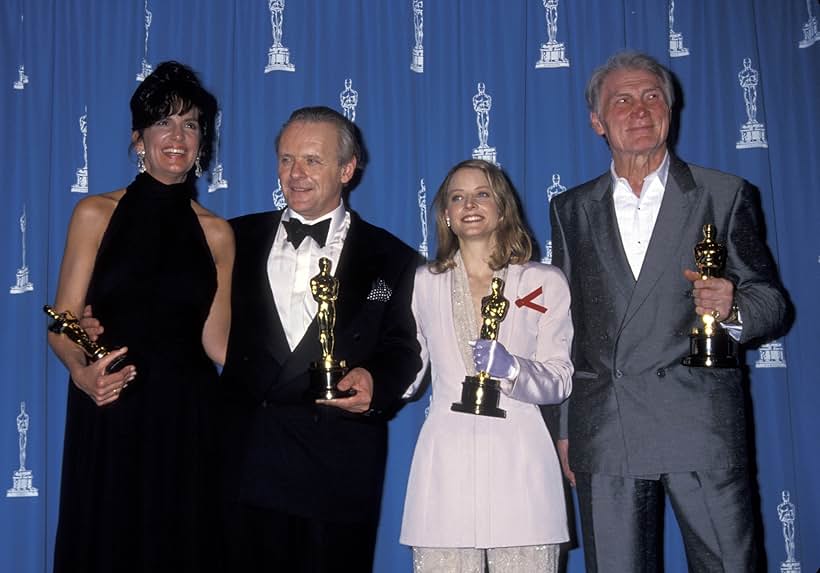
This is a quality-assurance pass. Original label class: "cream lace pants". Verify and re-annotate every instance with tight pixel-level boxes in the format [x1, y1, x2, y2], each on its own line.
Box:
[412, 544, 559, 573]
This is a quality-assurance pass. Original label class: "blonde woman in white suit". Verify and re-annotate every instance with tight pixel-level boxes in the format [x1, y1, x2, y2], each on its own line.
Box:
[400, 159, 574, 573]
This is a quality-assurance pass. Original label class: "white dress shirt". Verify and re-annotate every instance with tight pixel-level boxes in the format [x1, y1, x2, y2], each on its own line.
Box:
[611, 153, 742, 336]
[611, 152, 670, 280]
[268, 202, 350, 351]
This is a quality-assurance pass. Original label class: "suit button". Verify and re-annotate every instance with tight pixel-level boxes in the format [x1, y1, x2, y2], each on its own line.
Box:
[261, 400, 268, 408]
[614, 369, 624, 378]
[656, 368, 666, 377]
[353, 333, 361, 341]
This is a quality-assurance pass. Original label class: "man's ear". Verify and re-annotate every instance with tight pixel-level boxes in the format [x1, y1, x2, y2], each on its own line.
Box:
[340, 156, 357, 184]
[590, 112, 606, 136]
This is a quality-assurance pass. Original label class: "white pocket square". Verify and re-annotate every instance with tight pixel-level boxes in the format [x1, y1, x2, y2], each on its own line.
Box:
[366, 278, 392, 302]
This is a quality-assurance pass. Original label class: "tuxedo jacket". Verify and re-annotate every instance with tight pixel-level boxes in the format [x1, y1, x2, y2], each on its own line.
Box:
[219, 209, 421, 523]
[550, 156, 787, 476]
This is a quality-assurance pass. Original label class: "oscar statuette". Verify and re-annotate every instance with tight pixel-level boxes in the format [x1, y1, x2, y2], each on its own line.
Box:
[451, 277, 508, 418]
[308, 258, 352, 400]
[43, 305, 128, 373]
[681, 224, 739, 368]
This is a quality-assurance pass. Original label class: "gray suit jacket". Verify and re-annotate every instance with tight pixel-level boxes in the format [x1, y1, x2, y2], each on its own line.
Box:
[550, 156, 787, 476]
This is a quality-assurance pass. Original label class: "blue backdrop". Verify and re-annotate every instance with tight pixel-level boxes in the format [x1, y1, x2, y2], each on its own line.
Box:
[1, 1, 818, 571]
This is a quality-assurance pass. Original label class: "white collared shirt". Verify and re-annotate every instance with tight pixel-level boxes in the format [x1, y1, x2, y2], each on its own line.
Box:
[611, 154, 743, 338]
[611, 152, 670, 280]
[268, 202, 351, 350]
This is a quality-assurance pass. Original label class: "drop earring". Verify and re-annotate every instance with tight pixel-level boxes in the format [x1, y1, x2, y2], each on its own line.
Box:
[445, 216, 451, 228]
[194, 155, 203, 178]
[137, 150, 146, 174]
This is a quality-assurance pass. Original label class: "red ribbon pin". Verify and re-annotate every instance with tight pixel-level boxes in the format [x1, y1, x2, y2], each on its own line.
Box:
[515, 286, 547, 313]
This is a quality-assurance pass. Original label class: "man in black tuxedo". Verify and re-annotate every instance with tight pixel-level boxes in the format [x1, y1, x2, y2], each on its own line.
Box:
[550, 52, 787, 572]
[220, 106, 421, 572]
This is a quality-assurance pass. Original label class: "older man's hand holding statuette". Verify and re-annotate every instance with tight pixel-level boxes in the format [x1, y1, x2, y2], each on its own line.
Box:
[451, 277, 509, 418]
[43, 305, 129, 374]
[681, 224, 739, 368]
[308, 258, 353, 400]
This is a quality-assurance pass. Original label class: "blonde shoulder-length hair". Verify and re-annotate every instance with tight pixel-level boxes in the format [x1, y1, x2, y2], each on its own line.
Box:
[430, 159, 532, 274]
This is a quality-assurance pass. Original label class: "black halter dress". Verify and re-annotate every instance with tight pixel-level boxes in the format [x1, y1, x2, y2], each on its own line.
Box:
[54, 173, 221, 572]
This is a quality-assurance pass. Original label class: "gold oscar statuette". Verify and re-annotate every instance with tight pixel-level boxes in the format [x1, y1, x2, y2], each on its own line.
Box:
[451, 277, 509, 418]
[308, 258, 352, 400]
[681, 224, 739, 368]
[43, 305, 128, 373]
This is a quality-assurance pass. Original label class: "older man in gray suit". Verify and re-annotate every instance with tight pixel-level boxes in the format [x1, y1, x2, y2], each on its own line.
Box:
[550, 52, 787, 572]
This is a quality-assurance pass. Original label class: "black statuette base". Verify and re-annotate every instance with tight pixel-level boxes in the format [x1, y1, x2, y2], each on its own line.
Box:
[451, 374, 506, 418]
[308, 361, 353, 400]
[681, 328, 738, 368]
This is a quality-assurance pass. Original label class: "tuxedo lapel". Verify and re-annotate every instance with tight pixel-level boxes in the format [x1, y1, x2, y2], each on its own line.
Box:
[333, 212, 376, 330]
[260, 211, 293, 363]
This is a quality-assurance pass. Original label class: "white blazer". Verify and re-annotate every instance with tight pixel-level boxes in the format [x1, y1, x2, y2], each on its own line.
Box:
[400, 261, 573, 549]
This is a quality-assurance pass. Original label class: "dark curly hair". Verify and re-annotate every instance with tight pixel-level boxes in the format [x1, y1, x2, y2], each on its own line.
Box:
[130, 61, 218, 173]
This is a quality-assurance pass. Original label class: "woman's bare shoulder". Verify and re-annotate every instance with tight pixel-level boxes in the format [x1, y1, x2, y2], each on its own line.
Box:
[192, 202, 234, 257]
[70, 189, 125, 231]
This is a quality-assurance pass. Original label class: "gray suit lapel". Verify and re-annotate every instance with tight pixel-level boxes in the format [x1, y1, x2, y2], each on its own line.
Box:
[584, 177, 635, 305]
[621, 157, 700, 330]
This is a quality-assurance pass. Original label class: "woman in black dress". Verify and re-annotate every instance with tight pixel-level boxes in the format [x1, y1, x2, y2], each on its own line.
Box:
[47, 61, 234, 573]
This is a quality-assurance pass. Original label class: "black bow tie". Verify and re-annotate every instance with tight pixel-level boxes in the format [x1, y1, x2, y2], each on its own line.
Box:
[282, 218, 331, 249]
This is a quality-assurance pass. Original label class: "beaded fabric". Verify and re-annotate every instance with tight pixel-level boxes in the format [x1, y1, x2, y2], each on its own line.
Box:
[450, 251, 508, 378]
[412, 544, 559, 573]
